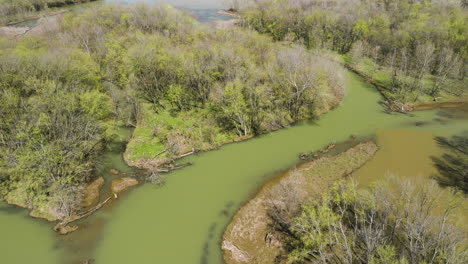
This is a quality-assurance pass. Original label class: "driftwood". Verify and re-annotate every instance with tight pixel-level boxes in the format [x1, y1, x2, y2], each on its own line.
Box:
[152, 149, 167, 159]
[175, 148, 195, 159]
[321, 144, 336, 153]
[152, 149, 195, 172]
[54, 196, 113, 233]
[157, 162, 192, 173]
[299, 144, 337, 160]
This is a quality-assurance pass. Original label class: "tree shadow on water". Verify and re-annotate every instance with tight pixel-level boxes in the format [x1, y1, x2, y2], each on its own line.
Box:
[200, 222, 217, 264]
[431, 132, 468, 195]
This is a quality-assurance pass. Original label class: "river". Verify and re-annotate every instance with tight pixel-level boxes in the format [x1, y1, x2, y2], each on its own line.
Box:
[91, 73, 466, 264]
[3, 71, 466, 264]
[106, 0, 233, 21]
[6, 0, 231, 29]
[0, 1, 467, 264]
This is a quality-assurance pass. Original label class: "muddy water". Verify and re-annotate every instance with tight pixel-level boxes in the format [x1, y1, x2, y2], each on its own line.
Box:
[353, 128, 468, 225]
[354, 129, 444, 184]
[0, 71, 467, 263]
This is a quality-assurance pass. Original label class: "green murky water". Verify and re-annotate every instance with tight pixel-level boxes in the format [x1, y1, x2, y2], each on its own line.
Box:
[0, 51, 467, 264]
[91, 73, 466, 264]
[0, 201, 62, 263]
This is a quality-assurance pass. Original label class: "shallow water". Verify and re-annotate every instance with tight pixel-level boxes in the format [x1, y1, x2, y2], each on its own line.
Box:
[0, 201, 62, 263]
[106, 0, 233, 21]
[7, 0, 231, 29]
[354, 129, 444, 184]
[353, 128, 468, 224]
[108, 0, 224, 9]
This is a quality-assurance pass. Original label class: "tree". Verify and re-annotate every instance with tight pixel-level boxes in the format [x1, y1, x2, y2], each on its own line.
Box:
[216, 80, 251, 136]
[411, 42, 435, 93]
[237, 0, 468, 102]
[274, 47, 320, 120]
[0, 3, 349, 220]
[430, 48, 462, 96]
[278, 177, 468, 264]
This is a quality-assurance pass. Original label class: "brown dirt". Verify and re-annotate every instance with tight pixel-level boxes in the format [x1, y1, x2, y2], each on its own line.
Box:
[56, 224, 79, 235]
[81, 177, 104, 208]
[110, 177, 139, 195]
[409, 99, 468, 111]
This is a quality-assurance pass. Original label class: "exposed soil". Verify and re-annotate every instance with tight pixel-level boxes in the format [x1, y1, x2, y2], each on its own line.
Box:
[81, 177, 104, 208]
[110, 177, 139, 195]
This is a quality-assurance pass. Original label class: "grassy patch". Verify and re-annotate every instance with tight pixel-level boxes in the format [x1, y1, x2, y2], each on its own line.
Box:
[125, 102, 238, 163]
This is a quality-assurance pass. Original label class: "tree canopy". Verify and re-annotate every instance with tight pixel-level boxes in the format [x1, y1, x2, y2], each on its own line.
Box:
[235, 0, 467, 102]
[0, 3, 345, 219]
[271, 178, 468, 264]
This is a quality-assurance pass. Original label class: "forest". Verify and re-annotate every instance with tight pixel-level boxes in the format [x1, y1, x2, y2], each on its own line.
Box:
[234, 0, 467, 104]
[0, 3, 345, 219]
[0, 1, 466, 264]
[269, 177, 467, 264]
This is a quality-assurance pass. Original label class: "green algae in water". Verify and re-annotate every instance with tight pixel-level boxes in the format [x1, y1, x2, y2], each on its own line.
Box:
[0, 201, 62, 264]
[93, 72, 468, 264]
[0, 71, 466, 264]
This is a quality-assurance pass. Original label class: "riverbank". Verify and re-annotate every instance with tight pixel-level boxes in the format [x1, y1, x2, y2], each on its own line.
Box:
[0, 12, 61, 38]
[0, 10, 65, 27]
[222, 141, 378, 264]
[0, 2, 346, 235]
[2, 68, 464, 264]
[0, 0, 97, 25]
[123, 87, 344, 171]
[344, 58, 468, 113]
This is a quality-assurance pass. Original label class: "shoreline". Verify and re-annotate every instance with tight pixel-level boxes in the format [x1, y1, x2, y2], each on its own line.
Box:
[1, 10, 66, 27]
[0, 1, 465, 242]
[0, 0, 98, 26]
[216, 9, 239, 18]
[344, 65, 468, 113]
[0, 70, 343, 232]
[123, 88, 344, 172]
[222, 141, 379, 263]
[1, 65, 465, 232]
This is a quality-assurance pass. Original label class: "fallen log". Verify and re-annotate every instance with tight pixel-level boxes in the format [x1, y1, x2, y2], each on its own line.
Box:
[157, 162, 192, 173]
[175, 148, 195, 159]
[54, 196, 113, 234]
[152, 149, 167, 159]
